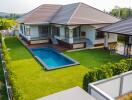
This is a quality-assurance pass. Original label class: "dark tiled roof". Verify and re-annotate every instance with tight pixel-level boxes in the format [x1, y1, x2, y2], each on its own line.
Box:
[99, 17, 132, 36]
[17, 4, 62, 24]
[17, 2, 120, 25]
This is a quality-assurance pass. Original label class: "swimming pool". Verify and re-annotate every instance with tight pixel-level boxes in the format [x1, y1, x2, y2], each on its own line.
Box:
[30, 47, 79, 70]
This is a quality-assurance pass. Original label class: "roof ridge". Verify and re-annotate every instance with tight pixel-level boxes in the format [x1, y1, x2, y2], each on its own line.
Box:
[40, 4, 62, 6]
[50, 6, 63, 23]
[67, 2, 81, 25]
[81, 2, 120, 20]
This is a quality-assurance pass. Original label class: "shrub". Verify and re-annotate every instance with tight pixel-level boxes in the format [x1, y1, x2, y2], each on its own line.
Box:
[110, 59, 128, 76]
[2, 40, 11, 64]
[83, 58, 132, 91]
[83, 67, 113, 91]
[1, 38, 25, 100]
[0, 33, 2, 43]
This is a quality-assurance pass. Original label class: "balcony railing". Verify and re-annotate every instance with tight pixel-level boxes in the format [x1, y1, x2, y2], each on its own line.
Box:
[30, 36, 51, 40]
[62, 37, 86, 43]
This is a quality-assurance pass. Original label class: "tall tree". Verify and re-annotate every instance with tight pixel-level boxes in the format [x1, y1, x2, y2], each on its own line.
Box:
[109, 6, 132, 19]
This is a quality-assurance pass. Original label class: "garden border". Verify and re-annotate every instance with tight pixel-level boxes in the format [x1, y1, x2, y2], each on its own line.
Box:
[0, 51, 13, 100]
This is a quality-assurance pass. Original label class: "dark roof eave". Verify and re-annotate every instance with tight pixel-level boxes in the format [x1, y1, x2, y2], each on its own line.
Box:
[99, 30, 132, 36]
[51, 22, 114, 26]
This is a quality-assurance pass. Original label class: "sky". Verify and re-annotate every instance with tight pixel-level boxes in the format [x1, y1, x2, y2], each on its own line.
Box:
[0, 0, 132, 13]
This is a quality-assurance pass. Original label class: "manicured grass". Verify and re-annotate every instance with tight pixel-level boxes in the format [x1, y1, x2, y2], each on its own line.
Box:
[5, 37, 88, 100]
[0, 54, 8, 100]
[65, 49, 123, 68]
[4, 37, 124, 100]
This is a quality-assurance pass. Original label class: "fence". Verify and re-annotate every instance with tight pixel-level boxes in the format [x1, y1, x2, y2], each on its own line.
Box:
[1, 52, 13, 100]
[88, 70, 132, 100]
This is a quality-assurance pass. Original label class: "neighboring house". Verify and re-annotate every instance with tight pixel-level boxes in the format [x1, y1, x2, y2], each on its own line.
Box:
[17, 2, 119, 49]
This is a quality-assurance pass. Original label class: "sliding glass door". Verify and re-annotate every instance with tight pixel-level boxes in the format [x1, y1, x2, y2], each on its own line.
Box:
[38, 25, 51, 38]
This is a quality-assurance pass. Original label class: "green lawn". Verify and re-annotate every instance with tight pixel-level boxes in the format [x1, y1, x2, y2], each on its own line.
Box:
[5, 37, 88, 100]
[4, 37, 123, 100]
[0, 53, 8, 100]
[65, 49, 123, 68]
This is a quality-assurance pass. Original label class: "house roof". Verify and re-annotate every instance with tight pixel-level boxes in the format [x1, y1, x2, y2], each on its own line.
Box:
[17, 2, 120, 25]
[37, 86, 96, 100]
[99, 17, 132, 36]
[17, 4, 62, 24]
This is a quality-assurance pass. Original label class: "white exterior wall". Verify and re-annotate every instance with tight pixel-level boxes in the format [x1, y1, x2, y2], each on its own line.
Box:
[30, 25, 39, 38]
[19, 24, 39, 40]
[80, 25, 118, 46]
[94, 33, 117, 45]
[81, 25, 96, 44]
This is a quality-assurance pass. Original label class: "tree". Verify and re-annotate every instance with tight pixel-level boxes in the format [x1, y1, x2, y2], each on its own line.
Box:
[109, 6, 132, 19]
[0, 18, 16, 30]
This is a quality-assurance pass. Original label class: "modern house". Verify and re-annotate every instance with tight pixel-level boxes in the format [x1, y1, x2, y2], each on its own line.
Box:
[17, 2, 120, 49]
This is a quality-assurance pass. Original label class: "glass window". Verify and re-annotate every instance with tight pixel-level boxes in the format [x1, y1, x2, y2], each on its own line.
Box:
[20, 24, 23, 34]
[96, 31, 104, 39]
[52, 26, 60, 36]
[73, 27, 80, 37]
[65, 27, 69, 38]
[38, 25, 49, 37]
[25, 26, 30, 36]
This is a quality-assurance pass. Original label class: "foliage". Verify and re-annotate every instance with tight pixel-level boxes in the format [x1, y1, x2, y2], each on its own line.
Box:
[118, 35, 126, 42]
[0, 55, 8, 100]
[0, 38, 8, 99]
[0, 18, 17, 30]
[83, 58, 132, 91]
[2, 39, 11, 64]
[0, 33, 2, 42]
[109, 6, 132, 19]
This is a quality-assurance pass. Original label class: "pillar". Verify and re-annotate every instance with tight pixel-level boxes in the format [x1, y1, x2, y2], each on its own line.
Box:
[104, 33, 109, 49]
[67, 26, 78, 44]
[69, 29, 73, 44]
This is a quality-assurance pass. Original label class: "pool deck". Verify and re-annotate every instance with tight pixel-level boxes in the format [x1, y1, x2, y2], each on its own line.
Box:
[28, 44, 69, 51]
[20, 39, 70, 52]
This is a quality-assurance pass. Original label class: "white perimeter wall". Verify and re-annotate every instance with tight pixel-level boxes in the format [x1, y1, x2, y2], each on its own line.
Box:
[89, 71, 132, 100]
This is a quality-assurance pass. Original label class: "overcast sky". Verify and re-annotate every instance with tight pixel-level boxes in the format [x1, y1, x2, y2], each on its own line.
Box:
[0, 0, 132, 13]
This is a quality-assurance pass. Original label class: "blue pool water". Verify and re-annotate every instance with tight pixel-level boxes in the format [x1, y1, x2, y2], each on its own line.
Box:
[31, 48, 78, 70]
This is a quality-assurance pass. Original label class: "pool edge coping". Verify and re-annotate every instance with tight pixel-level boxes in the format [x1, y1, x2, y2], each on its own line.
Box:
[30, 47, 80, 70]
[18, 38, 80, 70]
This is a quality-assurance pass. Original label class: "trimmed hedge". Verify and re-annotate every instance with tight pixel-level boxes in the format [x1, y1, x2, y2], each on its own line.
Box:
[2, 39, 24, 100]
[83, 58, 132, 91]
[2, 40, 11, 64]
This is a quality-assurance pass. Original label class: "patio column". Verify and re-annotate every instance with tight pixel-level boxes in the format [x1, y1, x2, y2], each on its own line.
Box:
[50, 26, 52, 37]
[67, 26, 78, 44]
[128, 36, 132, 56]
[69, 29, 73, 43]
[104, 32, 109, 49]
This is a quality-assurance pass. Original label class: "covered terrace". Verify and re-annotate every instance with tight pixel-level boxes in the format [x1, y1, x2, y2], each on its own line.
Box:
[99, 17, 132, 57]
